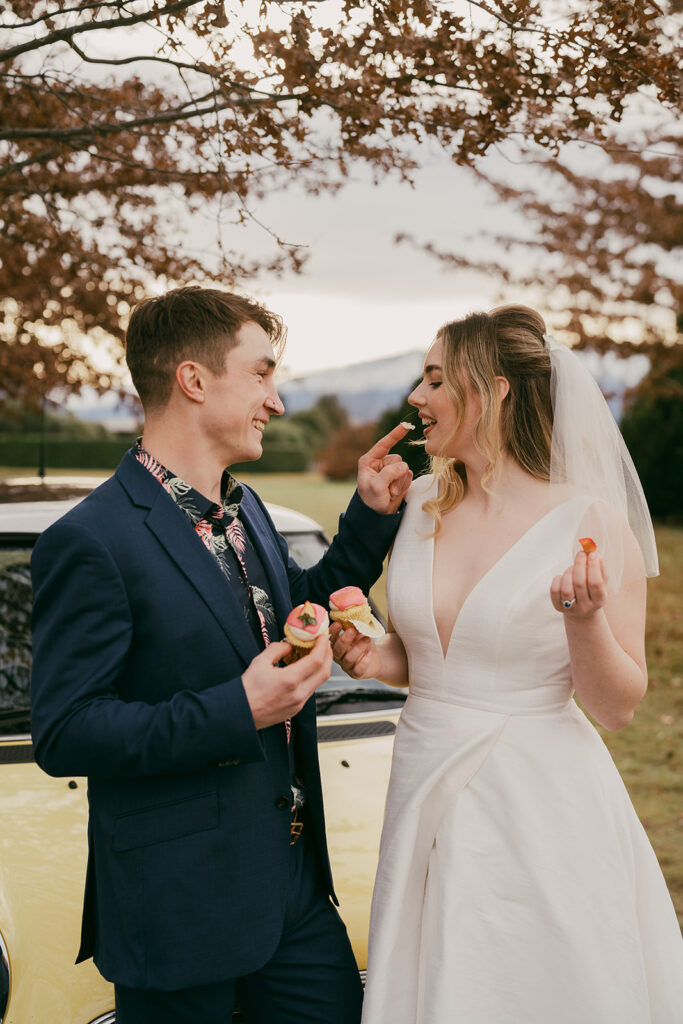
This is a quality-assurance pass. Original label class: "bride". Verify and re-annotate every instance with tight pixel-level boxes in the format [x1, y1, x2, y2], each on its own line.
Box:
[331, 306, 683, 1023]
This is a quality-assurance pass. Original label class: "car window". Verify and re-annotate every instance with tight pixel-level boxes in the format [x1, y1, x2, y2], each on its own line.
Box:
[0, 543, 33, 733]
[284, 531, 330, 570]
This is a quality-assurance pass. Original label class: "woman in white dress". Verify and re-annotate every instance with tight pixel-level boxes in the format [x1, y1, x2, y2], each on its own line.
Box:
[331, 306, 683, 1023]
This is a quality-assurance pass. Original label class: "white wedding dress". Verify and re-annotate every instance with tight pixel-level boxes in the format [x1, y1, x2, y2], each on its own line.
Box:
[362, 476, 683, 1024]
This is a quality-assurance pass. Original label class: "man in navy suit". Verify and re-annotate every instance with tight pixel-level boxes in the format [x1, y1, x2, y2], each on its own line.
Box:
[30, 287, 412, 1024]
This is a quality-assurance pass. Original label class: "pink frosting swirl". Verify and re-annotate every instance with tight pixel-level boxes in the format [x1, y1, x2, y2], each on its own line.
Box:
[329, 586, 367, 611]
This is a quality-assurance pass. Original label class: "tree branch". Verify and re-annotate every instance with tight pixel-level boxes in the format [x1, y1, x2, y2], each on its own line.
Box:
[67, 37, 216, 76]
[0, 0, 201, 64]
[0, 92, 277, 142]
[0, 147, 61, 179]
[0, 1, 123, 32]
[465, 0, 517, 31]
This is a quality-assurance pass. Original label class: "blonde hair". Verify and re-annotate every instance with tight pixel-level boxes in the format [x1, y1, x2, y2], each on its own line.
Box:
[424, 305, 553, 532]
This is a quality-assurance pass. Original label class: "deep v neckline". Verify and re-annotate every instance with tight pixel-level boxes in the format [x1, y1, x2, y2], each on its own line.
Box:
[430, 498, 576, 660]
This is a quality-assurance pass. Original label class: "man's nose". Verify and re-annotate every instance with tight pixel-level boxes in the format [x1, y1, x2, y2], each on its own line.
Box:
[265, 389, 285, 416]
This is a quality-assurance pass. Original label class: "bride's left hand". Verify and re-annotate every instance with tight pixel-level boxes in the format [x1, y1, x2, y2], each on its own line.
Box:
[550, 548, 609, 620]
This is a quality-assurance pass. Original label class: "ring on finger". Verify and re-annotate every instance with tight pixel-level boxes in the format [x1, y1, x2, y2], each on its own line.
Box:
[562, 597, 577, 610]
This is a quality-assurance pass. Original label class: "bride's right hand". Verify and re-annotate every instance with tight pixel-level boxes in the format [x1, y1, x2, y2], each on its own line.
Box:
[329, 621, 383, 679]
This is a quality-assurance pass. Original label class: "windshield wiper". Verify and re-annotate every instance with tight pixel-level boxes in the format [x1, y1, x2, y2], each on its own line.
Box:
[316, 687, 406, 713]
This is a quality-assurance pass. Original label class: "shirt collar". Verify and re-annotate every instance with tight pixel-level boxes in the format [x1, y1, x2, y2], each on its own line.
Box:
[134, 440, 244, 527]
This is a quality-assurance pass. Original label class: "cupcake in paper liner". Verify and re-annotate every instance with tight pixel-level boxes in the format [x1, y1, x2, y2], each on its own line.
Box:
[283, 601, 330, 664]
[329, 586, 385, 639]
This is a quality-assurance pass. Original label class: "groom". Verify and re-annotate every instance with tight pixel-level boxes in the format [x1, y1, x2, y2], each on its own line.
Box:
[30, 286, 412, 1024]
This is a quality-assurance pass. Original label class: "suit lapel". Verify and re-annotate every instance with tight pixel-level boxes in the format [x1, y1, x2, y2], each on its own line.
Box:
[116, 453, 260, 666]
[239, 488, 292, 631]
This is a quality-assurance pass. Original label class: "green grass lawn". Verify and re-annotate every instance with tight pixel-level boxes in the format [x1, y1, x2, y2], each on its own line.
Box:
[4, 467, 681, 924]
[0, 467, 110, 478]
[597, 525, 683, 926]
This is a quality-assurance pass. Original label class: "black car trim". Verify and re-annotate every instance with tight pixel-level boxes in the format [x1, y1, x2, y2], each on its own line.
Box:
[0, 742, 34, 764]
[0, 720, 400, 760]
[317, 720, 396, 741]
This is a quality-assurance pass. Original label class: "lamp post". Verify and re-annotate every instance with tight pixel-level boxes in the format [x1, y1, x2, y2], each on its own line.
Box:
[38, 393, 46, 481]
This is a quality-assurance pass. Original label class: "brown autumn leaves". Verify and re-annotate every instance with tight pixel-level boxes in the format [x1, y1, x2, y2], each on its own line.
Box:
[0, 0, 681, 407]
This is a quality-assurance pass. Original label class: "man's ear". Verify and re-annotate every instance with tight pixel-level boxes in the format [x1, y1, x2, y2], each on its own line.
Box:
[496, 376, 510, 402]
[176, 361, 206, 403]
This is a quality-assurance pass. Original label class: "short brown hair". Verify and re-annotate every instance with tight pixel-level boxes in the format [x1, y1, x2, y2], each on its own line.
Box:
[125, 286, 286, 409]
[425, 305, 553, 531]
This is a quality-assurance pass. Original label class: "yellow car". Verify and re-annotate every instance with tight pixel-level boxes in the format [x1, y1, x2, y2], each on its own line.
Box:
[0, 497, 405, 1024]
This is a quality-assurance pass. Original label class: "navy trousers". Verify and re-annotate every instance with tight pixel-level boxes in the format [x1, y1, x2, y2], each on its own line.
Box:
[114, 825, 363, 1024]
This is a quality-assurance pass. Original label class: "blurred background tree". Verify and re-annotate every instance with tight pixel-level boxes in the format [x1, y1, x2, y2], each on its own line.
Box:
[0, 397, 109, 436]
[619, 351, 683, 519]
[401, 130, 682, 359]
[319, 422, 377, 481]
[288, 395, 350, 459]
[1, 0, 680, 407]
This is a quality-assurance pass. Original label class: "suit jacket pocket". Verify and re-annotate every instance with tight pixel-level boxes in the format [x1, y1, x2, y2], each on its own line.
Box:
[113, 791, 219, 852]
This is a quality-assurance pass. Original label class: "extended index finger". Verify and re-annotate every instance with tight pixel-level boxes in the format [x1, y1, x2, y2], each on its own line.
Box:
[362, 422, 413, 461]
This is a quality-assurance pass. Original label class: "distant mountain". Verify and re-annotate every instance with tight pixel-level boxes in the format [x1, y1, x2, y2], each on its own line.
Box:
[577, 350, 649, 420]
[63, 348, 648, 428]
[279, 348, 648, 423]
[280, 350, 425, 422]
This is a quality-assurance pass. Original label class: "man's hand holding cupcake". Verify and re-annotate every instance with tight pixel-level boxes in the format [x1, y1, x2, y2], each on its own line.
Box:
[283, 601, 330, 664]
[357, 422, 414, 514]
[241, 606, 332, 730]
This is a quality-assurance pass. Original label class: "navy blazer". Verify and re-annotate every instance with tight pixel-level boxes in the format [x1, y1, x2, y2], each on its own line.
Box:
[30, 451, 403, 991]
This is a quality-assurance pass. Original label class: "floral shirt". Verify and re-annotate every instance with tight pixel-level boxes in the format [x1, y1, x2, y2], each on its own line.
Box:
[134, 441, 278, 649]
[133, 442, 307, 810]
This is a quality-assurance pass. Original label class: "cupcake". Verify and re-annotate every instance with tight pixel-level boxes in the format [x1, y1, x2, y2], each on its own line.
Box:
[283, 601, 330, 664]
[329, 586, 385, 639]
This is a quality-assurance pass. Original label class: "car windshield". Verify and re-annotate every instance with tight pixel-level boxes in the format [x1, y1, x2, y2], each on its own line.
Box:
[0, 528, 405, 736]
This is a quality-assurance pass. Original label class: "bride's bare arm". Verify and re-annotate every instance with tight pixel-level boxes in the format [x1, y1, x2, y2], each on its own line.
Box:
[550, 534, 648, 731]
[329, 623, 409, 687]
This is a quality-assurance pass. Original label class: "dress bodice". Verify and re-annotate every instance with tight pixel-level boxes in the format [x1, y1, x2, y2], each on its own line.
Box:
[387, 475, 594, 715]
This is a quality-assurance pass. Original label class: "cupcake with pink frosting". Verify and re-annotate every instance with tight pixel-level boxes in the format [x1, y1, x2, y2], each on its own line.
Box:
[283, 601, 330, 664]
[329, 586, 385, 638]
